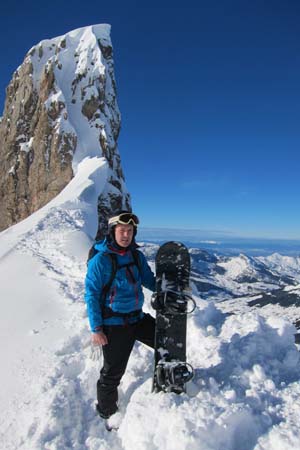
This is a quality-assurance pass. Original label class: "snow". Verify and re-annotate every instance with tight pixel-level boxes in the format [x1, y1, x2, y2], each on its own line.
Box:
[218, 254, 251, 278]
[259, 254, 300, 281]
[1, 155, 300, 449]
[284, 284, 300, 295]
[19, 137, 33, 153]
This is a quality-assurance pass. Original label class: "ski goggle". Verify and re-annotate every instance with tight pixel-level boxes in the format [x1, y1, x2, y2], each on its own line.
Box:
[108, 213, 140, 227]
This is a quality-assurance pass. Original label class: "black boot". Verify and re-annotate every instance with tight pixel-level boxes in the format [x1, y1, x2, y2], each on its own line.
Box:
[95, 403, 118, 419]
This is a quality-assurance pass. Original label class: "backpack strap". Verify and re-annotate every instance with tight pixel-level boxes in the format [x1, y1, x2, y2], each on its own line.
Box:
[101, 253, 118, 301]
[132, 249, 142, 275]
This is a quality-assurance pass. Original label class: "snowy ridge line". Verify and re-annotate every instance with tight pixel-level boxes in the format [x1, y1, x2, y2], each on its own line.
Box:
[27, 24, 111, 61]
[0, 157, 107, 260]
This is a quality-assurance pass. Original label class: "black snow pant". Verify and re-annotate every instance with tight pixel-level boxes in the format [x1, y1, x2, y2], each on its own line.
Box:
[97, 313, 155, 417]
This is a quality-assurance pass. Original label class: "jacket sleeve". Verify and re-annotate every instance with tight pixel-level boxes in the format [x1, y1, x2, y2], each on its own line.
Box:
[139, 252, 156, 292]
[84, 255, 105, 332]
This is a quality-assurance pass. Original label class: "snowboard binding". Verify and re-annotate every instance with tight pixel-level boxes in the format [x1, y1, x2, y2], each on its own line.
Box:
[151, 290, 196, 315]
[155, 361, 194, 392]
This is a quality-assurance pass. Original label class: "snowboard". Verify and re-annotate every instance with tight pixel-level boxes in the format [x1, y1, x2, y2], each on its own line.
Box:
[152, 241, 194, 393]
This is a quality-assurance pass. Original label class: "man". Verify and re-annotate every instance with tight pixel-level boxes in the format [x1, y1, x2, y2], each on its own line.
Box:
[85, 211, 156, 419]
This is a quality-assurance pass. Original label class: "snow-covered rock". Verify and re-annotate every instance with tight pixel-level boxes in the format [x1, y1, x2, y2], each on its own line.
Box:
[0, 24, 130, 235]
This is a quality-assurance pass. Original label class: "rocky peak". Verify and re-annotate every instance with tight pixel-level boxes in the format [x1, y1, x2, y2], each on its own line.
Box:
[0, 25, 130, 237]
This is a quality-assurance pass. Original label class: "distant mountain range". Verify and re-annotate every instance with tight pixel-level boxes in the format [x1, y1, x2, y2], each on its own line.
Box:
[140, 242, 300, 332]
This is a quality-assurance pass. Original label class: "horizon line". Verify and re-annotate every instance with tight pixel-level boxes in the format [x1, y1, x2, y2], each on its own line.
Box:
[138, 226, 300, 242]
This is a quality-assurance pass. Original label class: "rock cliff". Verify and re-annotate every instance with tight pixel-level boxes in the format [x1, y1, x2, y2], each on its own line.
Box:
[0, 25, 130, 237]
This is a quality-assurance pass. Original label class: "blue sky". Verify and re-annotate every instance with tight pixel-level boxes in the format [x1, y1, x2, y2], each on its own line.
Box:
[1, 0, 300, 239]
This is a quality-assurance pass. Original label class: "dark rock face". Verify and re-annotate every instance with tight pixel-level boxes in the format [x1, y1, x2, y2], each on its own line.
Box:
[0, 25, 130, 237]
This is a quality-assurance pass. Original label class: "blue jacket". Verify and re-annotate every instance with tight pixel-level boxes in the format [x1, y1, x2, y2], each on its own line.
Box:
[84, 239, 156, 331]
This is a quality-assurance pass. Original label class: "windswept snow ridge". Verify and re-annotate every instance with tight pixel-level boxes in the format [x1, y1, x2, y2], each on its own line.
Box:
[0, 156, 109, 449]
[1, 161, 300, 449]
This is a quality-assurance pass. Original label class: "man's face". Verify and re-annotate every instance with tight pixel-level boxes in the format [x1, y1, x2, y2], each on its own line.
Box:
[114, 223, 134, 248]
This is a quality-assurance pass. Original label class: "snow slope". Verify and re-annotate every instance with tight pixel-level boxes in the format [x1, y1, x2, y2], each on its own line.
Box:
[1, 159, 300, 449]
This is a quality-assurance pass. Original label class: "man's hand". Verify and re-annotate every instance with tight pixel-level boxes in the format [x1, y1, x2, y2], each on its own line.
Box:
[92, 330, 108, 346]
[90, 330, 108, 361]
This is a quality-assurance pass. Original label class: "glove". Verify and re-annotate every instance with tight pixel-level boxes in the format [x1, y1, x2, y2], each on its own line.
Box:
[90, 343, 102, 362]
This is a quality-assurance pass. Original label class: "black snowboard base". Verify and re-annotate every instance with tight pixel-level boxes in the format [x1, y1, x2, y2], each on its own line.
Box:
[152, 241, 194, 393]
